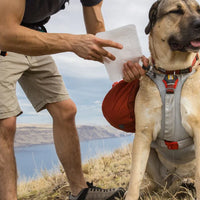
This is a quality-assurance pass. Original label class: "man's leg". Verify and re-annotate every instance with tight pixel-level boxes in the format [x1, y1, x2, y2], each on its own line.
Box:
[46, 99, 87, 196]
[0, 117, 17, 200]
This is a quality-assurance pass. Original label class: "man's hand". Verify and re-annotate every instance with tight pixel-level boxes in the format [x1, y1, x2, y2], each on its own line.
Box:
[71, 34, 123, 62]
[123, 56, 149, 82]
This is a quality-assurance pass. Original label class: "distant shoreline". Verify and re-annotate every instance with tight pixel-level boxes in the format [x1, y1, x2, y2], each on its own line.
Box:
[14, 134, 132, 149]
[15, 124, 132, 148]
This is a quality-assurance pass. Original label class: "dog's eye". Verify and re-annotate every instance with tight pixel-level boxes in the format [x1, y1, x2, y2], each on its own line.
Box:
[197, 8, 200, 14]
[169, 9, 184, 15]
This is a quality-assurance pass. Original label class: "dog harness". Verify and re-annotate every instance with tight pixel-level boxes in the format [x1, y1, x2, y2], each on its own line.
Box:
[146, 55, 199, 164]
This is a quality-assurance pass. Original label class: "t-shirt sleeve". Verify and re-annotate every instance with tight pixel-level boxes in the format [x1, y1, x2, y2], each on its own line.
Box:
[80, 0, 103, 6]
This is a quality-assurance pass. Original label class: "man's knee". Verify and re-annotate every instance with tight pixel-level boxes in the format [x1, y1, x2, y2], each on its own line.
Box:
[47, 99, 77, 123]
[0, 117, 16, 145]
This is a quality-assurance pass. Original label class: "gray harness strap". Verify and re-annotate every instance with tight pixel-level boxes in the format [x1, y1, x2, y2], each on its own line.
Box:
[146, 68, 195, 163]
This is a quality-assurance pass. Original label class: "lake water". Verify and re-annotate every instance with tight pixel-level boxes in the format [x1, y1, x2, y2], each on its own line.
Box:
[15, 135, 134, 181]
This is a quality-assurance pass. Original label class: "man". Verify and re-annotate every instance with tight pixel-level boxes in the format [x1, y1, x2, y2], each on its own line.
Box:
[0, 0, 125, 199]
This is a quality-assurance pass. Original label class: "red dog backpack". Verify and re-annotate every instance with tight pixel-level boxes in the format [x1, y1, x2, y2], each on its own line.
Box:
[102, 79, 139, 133]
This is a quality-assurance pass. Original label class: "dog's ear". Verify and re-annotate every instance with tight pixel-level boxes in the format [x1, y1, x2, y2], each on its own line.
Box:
[145, 0, 161, 34]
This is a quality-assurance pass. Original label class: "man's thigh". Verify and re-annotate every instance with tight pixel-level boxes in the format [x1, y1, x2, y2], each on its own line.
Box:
[0, 52, 29, 119]
[18, 55, 70, 112]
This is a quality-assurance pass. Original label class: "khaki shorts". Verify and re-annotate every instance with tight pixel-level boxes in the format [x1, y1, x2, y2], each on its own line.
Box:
[0, 52, 70, 119]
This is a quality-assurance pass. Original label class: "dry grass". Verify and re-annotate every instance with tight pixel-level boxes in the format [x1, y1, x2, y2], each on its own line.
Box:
[17, 144, 196, 200]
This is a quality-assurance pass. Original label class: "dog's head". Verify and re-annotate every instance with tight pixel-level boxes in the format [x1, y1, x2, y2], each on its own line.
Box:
[146, 0, 200, 53]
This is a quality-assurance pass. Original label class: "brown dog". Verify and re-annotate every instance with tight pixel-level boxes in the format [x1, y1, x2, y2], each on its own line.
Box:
[125, 0, 200, 199]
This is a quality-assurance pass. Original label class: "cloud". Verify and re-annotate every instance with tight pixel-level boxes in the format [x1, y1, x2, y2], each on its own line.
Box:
[46, 0, 85, 34]
[52, 53, 109, 79]
[75, 100, 109, 125]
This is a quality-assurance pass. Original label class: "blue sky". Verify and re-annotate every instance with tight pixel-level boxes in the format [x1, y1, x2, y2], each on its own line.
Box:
[16, 0, 156, 125]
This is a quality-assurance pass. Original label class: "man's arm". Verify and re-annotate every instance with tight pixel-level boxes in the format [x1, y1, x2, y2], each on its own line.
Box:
[82, 1, 105, 34]
[0, 0, 122, 61]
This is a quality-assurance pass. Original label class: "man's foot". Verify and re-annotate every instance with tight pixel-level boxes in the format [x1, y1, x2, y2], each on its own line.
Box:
[69, 182, 125, 200]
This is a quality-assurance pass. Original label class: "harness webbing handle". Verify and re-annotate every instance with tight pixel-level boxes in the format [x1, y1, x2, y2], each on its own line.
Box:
[165, 140, 179, 150]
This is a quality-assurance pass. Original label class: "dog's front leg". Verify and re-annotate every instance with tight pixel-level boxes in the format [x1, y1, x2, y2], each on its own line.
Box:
[125, 76, 161, 200]
[125, 128, 153, 200]
[193, 126, 200, 200]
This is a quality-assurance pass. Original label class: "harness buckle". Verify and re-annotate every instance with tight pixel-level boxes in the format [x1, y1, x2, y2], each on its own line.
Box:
[162, 74, 178, 94]
[164, 140, 179, 150]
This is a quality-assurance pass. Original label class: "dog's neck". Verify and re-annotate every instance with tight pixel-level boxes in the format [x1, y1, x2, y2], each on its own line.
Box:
[149, 35, 197, 71]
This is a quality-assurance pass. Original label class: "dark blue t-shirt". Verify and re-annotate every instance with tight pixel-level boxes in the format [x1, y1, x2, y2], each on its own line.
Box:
[22, 0, 102, 24]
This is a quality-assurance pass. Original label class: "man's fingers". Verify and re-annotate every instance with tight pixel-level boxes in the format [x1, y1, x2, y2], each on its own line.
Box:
[123, 67, 133, 82]
[141, 56, 149, 67]
[105, 52, 116, 60]
[74, 34, 123, 62]
[126, 61, 144, 78]
[128, 64, 139, 79]
[123, 59, 148, 82]
[97, 38, 122, 60]
[88, 37, 123, 61]
[97, 38, 123, 49]
[86, 51, 103, 63]
[94, 47, 116, 61]
[97, 48, 116, 61]
[123, 63, 136, 82]
[136, 63, 146, 75]
[138, 66, 146, 75]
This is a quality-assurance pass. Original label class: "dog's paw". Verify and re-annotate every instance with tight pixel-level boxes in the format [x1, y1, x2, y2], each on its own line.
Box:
[174, 178, 196, 200]
[181, 182, 195, 191]
[181, 178, 195, 190]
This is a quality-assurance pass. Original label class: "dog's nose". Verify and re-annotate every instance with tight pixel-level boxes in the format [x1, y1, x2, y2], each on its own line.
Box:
[192, 19, 200, 31]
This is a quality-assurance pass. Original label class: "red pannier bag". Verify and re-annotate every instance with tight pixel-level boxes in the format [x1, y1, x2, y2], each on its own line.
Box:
[102, 79, 140, 133]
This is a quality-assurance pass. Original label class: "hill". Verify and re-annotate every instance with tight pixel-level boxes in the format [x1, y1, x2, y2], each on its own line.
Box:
[14, 124, 131, 147]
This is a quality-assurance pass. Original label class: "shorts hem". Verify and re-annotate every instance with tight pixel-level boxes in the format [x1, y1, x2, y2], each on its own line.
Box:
[35, 95, 71, 112]
[0, 109, 23, 120]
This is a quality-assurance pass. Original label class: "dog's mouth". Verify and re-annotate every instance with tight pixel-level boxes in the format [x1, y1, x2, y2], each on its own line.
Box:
[168, 37, 200, 52]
